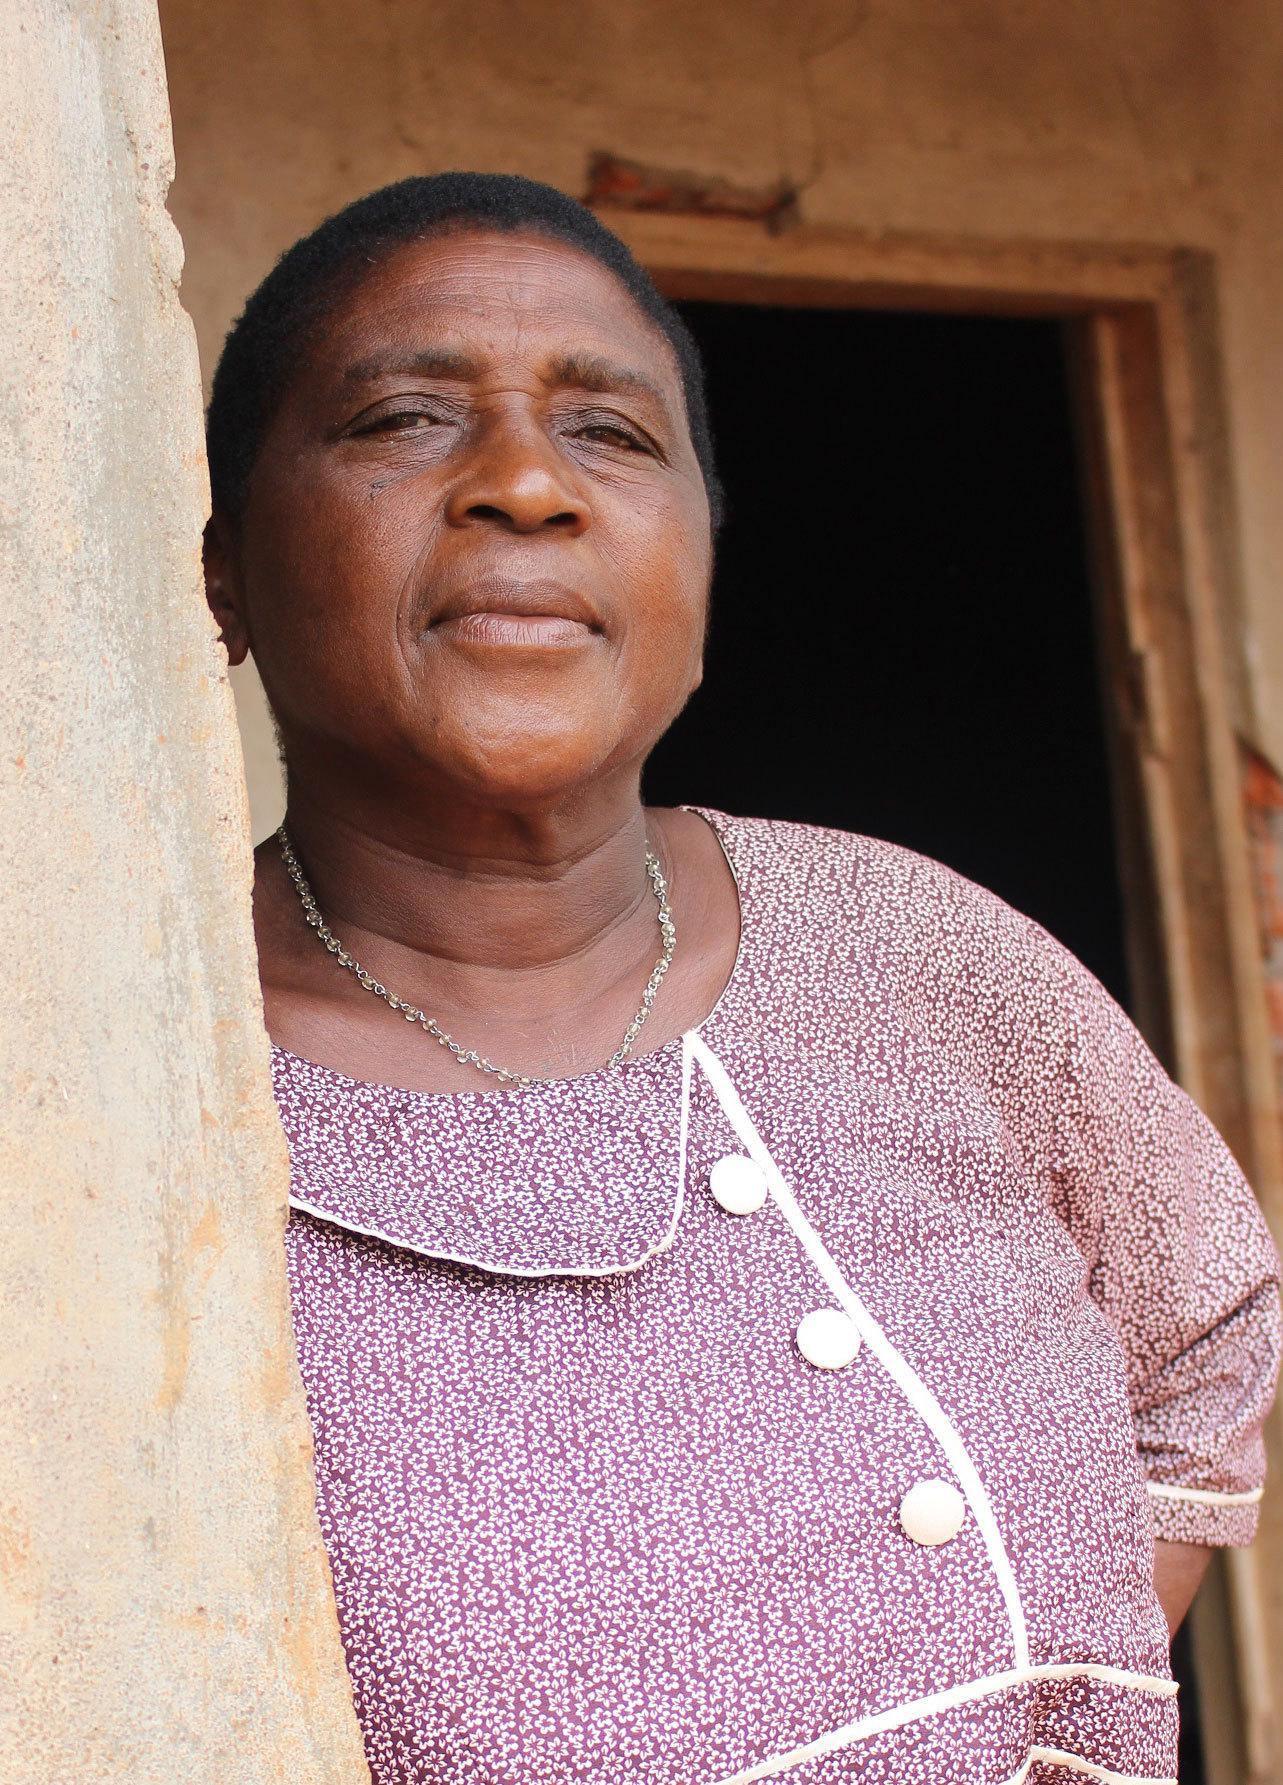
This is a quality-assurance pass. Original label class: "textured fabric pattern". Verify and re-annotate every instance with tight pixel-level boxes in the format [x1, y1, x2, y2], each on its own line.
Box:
[284, 1039, 690, 1276]
[275, 812, 1281, 1785]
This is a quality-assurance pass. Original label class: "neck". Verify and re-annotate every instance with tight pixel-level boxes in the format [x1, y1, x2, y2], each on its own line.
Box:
[257, 752, 739, 1090]
[279, 767, 658, 977]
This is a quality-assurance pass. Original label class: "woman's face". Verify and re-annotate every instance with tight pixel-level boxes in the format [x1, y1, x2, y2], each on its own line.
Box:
[213, 229, 713, 810]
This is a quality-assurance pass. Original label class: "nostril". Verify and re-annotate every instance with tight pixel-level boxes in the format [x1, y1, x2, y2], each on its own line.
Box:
[462, 502, 583, 530]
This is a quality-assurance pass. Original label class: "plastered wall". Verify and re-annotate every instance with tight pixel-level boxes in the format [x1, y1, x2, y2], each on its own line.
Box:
[0, 4, 368, 1778]
[159, 0, 1283, 841]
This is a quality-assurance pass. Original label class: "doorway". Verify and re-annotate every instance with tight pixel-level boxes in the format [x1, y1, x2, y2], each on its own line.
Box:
[644, 299, 1204, 1780]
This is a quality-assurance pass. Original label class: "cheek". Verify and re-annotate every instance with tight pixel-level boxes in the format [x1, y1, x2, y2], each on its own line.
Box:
[610, 508, 710, 697]
[242, 475, 422, 686]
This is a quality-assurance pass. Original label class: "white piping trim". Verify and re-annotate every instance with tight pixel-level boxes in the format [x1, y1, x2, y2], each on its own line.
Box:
[1025, 1663, 1175, 1694]
[288, 1038, 694, 1281]
[1146, 1481, 1263, 1508]
[999, 1749, 1176, 1785]
[708, 1663, 1175, 1785]
[688, 1031, 1030, 1670]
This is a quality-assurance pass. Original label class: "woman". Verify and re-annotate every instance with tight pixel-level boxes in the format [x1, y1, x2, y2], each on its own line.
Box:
[205, 174, 1280, 1785]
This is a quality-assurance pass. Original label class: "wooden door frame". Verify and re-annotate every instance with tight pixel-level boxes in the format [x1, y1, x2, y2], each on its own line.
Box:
[598, 208, 1283, 1785]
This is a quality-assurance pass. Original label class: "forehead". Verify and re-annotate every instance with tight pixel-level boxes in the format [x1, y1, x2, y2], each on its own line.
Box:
[308, 228, 683, 391]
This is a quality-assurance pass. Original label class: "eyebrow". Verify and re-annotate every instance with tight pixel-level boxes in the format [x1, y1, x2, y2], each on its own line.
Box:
[546, 353, 671, 413]
[338, 346, 672, 414]
[340, 348, 479, 388]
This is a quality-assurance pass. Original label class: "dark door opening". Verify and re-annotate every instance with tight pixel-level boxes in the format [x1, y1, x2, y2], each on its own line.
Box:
[645, 300, 1203, 1781]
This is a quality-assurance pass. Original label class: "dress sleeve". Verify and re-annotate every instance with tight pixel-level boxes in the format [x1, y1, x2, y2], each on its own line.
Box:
[1043, 951, 1282, 1547]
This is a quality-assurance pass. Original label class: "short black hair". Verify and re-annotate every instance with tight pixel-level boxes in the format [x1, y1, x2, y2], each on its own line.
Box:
[205, 171, 722, 529]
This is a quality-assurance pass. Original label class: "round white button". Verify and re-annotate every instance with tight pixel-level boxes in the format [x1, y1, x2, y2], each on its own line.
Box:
[795, 1307, 862, 1371]
[709, 1154, 769, 1215]
[899, 1479, 967, 1547]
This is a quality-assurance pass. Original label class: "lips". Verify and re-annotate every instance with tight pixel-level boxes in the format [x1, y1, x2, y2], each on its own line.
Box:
[427, 576, 603, 648]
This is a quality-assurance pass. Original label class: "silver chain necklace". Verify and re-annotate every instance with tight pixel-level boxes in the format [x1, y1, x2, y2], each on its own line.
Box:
[277, 825, 677, 1090]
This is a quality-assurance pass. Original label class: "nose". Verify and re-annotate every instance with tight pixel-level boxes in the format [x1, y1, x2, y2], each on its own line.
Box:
[444, 409, 590, 536]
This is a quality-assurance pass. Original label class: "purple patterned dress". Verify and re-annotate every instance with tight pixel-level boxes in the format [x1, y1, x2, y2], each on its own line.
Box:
[275, 813, 1281, 1785]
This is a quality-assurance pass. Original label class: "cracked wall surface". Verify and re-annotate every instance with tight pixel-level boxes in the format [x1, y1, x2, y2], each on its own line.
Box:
[0, 4, 369, 1779]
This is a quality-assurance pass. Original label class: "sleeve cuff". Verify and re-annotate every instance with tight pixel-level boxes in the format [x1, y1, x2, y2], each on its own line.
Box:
[1147, 1479, 1263, 1546]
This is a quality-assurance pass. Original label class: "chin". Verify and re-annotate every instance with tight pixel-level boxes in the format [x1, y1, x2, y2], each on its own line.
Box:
[401, 682, 686, 809]
[438, 731, 634, 810]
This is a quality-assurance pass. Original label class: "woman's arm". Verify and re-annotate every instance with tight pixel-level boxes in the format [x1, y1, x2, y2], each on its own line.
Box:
[908, 857, 1280, 1616]
[925, 868, 1281, 1574]
[1154, 1539, 1212, 1636]
[1016, 928, 1281, 1558]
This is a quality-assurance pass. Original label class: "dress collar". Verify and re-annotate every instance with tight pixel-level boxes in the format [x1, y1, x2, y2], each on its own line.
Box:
[273, 1036, 694, 1278]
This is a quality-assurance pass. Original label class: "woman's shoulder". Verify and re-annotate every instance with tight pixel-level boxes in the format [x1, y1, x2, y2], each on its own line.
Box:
[694, 808, 1152, 1142]
[694, 806, 1061, 954]
[692, 805, 1102, 1043]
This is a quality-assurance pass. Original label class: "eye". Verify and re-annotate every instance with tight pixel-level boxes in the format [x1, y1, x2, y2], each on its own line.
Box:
[343, 393, 463, 440]
[572, 416, 654, 454]
[354, 406, 446, 436]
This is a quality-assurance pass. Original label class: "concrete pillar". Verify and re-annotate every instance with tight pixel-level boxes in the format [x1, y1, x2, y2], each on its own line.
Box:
[0, 5, 368, 1781]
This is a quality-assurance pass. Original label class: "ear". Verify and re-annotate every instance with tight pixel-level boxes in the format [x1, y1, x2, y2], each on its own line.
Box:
[203, 509, 250, 667]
